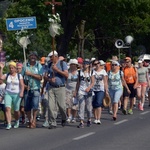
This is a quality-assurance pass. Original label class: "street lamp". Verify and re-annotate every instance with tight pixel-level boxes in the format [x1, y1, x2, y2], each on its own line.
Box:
[115, 35, 134, 61]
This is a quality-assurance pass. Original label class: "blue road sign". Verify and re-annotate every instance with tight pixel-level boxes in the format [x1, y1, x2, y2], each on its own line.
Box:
[6, 16, 37, 31]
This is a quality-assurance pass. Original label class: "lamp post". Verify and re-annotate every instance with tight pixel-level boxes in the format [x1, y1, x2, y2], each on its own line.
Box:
[115, 35, 134, 62]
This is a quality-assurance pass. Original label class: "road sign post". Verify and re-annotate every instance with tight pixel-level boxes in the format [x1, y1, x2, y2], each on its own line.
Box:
[6, 16, 37, 31]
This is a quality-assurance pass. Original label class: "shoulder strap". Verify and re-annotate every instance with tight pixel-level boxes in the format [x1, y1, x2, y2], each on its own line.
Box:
[78, 70, 81, 82]
[119, 70, 122, 78]
[60, 60, 64, 71]
[6, 73, 10, 81]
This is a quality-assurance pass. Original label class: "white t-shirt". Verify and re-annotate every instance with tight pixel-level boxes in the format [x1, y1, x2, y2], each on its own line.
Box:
[78, 70, 95, 95]
[5, 73, 23, 94]
[93, 69, 107, 92]
[0, 83, 6, 104]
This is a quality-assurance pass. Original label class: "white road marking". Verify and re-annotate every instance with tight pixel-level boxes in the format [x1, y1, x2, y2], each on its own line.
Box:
[73, 132, 95, 140]
[114, 119, 128, 125]
[140, 111, 150, 115]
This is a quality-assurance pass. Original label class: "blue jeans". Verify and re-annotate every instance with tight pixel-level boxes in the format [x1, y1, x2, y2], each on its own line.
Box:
[25, 89, 40, 111]
[92, 91, 105, 108]
[109, 88, 123, 103]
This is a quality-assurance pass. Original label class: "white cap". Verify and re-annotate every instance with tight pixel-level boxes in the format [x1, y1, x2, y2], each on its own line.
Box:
[68, 59, 78, 65]
[99, 60, 105, 65]
[111, 60, 120, 66]
[138, 60, 143, 63]
[48, 50, 58, 57]
[91, 57, 96, 61]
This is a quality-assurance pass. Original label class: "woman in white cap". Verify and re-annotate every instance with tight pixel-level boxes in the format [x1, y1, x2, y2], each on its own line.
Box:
[0, 61, 24, 129]
[66, 59, 79, 123]
[108, 60, 130, 120]
[137, 60, 150, 111]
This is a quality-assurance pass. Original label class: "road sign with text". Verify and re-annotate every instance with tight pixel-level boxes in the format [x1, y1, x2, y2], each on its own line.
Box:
[6, 16, 37, 31]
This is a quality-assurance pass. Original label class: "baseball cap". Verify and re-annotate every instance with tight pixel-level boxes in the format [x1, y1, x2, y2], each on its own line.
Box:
[77, 57, 83, 64]
[40, 57, 46, 64]
[29, 51, 38, 57]
[111, 60, 120, 66]
[9, 61, 16, 67]
[48, 50, 58, 57]
[99, 60, 105, 65]
[125, 57, 131, 61]
[138, 60, 143, 63]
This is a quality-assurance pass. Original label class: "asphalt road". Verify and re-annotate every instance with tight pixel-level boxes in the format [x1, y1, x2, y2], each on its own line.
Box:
[0, 104, 150, 150]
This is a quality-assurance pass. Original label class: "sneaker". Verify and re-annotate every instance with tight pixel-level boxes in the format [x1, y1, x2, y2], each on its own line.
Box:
[93, 120, 98, 124]
[139, 106, 144, 111]
[122, 109, 127, 115]
[109, 110, 113, 115]
[66, 118, 71, 123]
[61, 120, 66, 127]
[133, 104, 136, 109]
[138, 103, 141, 109]
[128, 109, 133, 115]
[6, 124, 12, 130]
[77, 122, 84, 128]
[97, 120, 101, 125]
[71, 119, 76, 123]
[87, 120, 92, 127]
[36, 115, 41, 121]
[42, 121, 49, 127]
[14, 120, 19, 129]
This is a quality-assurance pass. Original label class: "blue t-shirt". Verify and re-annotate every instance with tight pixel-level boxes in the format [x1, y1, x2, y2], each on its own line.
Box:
[47, 60, 68, 86]
[22, 61, 43, 90]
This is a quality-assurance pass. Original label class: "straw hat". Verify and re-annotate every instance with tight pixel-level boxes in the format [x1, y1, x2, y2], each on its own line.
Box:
[103, 95, 111, 107]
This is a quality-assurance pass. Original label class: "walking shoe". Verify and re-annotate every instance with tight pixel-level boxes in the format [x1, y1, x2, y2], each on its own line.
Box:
[97, 120, 101, 125]
[133, 104, 136, 109]
[87, 120, 92, 127]
[77, 122, 84, 128]
[128, 109, 133, 115]
[61, 120, 66, 127]
[66, 118, 71, 123]
[42, 121, 49, 127]
[93, 120, 98, 124]
[48, 125, 56, 129]
[14, 120, 19, 129]
[139, 106, 144, 111]
[6, 124, 12, 130]
[71, 119, 76, 123]
[36, 115, 41, 121]
[122, 109, 127, 115]
[109, 110, 113, 115]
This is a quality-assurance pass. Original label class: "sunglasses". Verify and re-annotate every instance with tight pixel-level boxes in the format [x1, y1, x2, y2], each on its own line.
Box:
[112, 64, 117, 66]
[94, 62, 99, 65]
[126, 61, 130, 63]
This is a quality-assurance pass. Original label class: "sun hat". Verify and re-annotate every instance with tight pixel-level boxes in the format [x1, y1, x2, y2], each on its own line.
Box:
[99, 60, 105, 65]
[103, 95, 111, 107]
[9, 61, 16, 67]
[91, 57, 96, 62]
[69, 59, 78, 65]
[48, 50, 58, 57]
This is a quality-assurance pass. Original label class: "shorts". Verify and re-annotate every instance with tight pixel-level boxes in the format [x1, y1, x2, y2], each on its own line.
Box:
[137, 82, 147, 88]
[4, 91, 21, 111]
[123, 83, 137, 98]
[0, 104, 5, 112]
[109, 88, 123, 104]
[92, 91, 105, 108]
[25, 89, 40, 111]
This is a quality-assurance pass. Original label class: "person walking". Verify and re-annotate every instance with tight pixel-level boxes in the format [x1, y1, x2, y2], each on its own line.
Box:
[136, 60, 150, 111]
[108, 60, 130, 120]
[44, 50, 68, 129]
[75, 59, 95, 128]
[122, 57, 138, 115]
[22, 51, 43, 129]
[0, 61, 24, 130]
[92, 59, 108, 124]
[66, 59, 79, 123]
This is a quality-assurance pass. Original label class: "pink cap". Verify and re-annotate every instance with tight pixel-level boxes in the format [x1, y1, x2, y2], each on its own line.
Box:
[17, 63, 23, 67]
